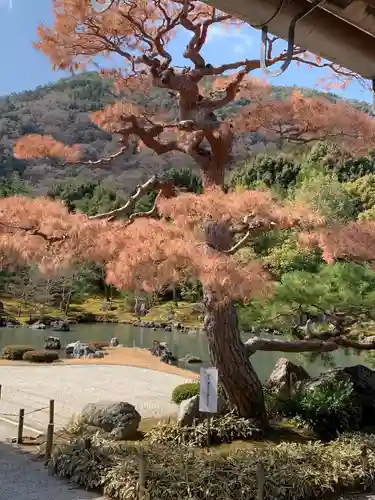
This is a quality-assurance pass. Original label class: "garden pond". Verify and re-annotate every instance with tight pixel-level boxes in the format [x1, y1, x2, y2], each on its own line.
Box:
[0, 323, 373, 380]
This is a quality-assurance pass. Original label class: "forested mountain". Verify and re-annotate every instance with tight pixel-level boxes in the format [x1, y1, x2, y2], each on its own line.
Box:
[0, 71, 371, 196]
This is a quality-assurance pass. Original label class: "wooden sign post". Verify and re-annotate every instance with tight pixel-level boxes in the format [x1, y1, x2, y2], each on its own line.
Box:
[199, 367, 218, 450]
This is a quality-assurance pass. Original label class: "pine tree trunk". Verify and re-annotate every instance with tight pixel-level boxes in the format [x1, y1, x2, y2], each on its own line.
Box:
[203, 288, 268, 426]
[201, 220, 268, 427]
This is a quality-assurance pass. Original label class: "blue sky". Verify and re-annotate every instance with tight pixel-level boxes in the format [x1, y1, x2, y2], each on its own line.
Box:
[0, 0, 372, 103]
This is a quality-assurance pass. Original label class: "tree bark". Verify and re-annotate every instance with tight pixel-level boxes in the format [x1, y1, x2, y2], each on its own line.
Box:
[202, 220, 268, 427]
[203, 290, 268, 426]
[202, 160, 225, 188]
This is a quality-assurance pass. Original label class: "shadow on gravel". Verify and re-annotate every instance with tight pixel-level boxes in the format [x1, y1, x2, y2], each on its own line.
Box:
[0, 441, 105, 500]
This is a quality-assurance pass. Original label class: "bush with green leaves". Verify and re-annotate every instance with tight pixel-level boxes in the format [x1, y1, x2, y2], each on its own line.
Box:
[171, 382, 200, 404]
[145, 412, 262, 447]
[282, 379, 361, 440]
[22, 350, 59, 363]
[230, 154, 300, 190]
[1, 345, 34, 360]
[50, 432, 375, 499]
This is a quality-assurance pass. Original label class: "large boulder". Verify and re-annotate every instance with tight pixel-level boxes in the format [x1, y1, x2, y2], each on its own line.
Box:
[80, 401, 141, 440]
[266, 357, 310, 400]
[178, 394, 228, 427]
[267, 359, 375, 430]
[305, 364, 375, 426]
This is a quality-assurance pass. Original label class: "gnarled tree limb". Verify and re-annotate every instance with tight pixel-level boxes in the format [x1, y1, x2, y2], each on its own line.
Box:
[78, 146, 128, 166]
[224, 218, 276, 254]
[89, 175, 174, 221]
[224, 231, 251, 255]
[0, 221, 65, 244]
[244, 336, 375, 356]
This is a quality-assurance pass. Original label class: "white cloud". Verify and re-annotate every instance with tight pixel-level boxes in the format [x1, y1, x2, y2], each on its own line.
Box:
[206, 25, 252, 56]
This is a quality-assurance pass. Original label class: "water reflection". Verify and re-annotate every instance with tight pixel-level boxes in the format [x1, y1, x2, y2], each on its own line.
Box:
[0, 323, 372, 381]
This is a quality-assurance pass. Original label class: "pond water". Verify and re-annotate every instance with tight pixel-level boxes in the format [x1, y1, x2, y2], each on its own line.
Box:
[0, 323, 371, 381]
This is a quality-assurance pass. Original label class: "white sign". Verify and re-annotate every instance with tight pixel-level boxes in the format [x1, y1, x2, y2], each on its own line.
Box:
[199, 367, 218, 413]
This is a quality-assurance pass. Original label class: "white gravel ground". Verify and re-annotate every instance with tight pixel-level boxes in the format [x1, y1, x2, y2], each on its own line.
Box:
[0, 364, 187, 500]
[0, 364, 188, 432]
[0, 439, 106, 500]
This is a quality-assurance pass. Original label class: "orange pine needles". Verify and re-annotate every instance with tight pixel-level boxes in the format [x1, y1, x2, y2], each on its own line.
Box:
[300, 220, 375, 265]
[14, 135, 81, 162]
[0, 189, 325, 300]
[235, 91, 375, 155]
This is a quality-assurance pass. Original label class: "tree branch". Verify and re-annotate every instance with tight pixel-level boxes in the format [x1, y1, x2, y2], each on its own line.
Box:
[203, 68, 248, 110]
[77, 146, 128, 166]
[224, 231, 251, 255]
[127, 190, 163, 222]
[0, 221, 66, 248]
[224, 218, 276, 254]
[244, 335, 375, 356]
[179, 2, 231, 70]
[89, 175, 174, 221]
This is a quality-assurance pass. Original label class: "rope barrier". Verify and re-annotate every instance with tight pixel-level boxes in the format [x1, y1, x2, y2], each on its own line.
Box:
[0, 405, 49, 418]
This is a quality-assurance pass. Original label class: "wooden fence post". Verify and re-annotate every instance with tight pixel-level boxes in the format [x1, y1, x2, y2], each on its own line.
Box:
[361, 445, 369, 471]
[44, 399, 55, 462]
[17, 409, 24, 444]
[139, 452, 146, 499]
[257, 461, 265, 500]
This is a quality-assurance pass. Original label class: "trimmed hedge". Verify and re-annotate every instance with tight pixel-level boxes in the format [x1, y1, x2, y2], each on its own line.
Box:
[22, 350, 59, 363]
[171, 382, 200, 404]
[1, 345, 34, 360]
[50, 432, 375, 499]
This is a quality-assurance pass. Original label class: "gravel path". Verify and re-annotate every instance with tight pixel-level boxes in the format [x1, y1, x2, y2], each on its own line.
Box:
[0, 364, 187, 432]
[0, 364, 187, 500]
[0, 438, 106, 500]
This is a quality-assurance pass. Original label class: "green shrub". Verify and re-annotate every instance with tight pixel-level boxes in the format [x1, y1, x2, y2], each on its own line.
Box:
[145, 412, 262, 447]
[171, 382, 200, 404]
[50, 432, 375, 499]
[282, 379, 361, 440]
[22, 350, 59, 363]
[1, 345, 34, 360]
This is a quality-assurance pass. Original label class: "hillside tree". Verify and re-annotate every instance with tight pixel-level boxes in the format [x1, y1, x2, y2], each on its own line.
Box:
[4, 0, 375, 427]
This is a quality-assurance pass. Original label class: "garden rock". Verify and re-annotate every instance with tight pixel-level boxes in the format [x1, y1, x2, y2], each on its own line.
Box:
[268, 360, 375, 429]
[305, 364, 375, 426]
[266, 357, 310, 400]
[109, 337, 119, 347]
[44, 336, 61, 350]
[179, 355, 203, 364]
[80, 401, 141, 440]
[51, 320, 70, 332]
[30, 321, 46, 330]
[178, 394, 228, 427]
